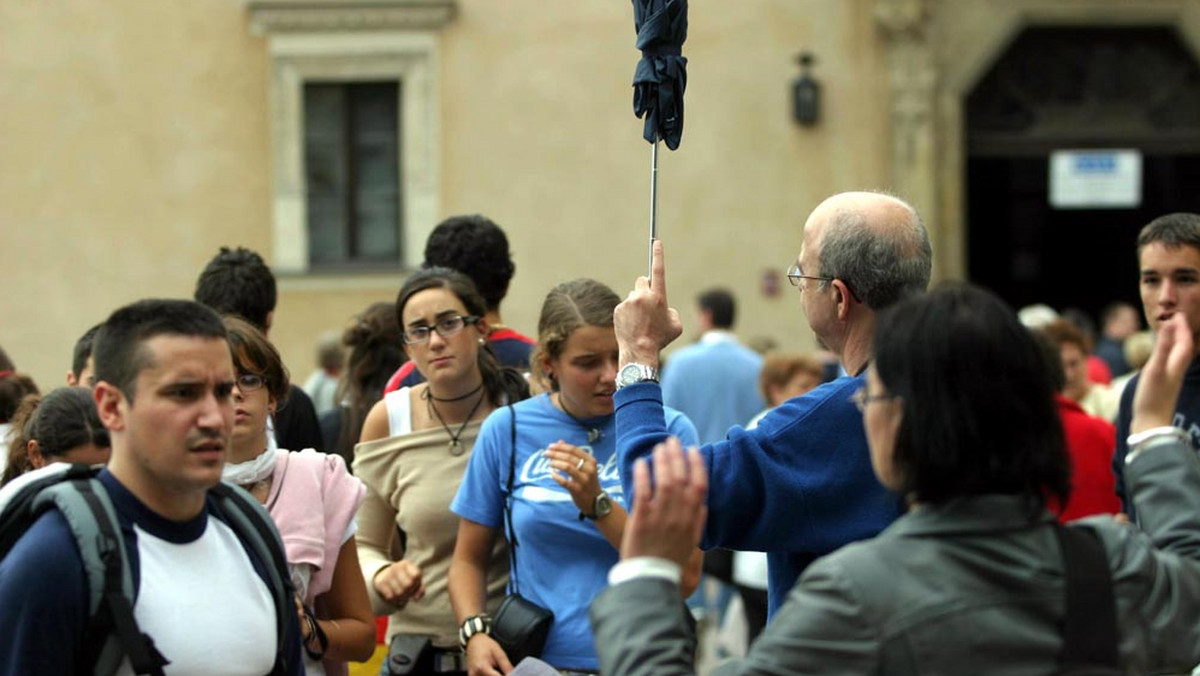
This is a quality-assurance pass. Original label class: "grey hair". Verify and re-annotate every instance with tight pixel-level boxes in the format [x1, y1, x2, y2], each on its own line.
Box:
[816, 196, 932, 310]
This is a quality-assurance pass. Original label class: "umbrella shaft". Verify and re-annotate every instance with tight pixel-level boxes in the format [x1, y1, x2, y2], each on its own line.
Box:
[649, 139, 659, 276]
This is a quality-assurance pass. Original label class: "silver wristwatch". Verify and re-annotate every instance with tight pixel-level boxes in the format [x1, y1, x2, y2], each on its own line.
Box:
[616, 362, 660, 389]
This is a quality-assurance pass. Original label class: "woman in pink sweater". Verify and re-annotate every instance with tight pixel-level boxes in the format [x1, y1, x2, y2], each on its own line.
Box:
[222, 316, 375, 676]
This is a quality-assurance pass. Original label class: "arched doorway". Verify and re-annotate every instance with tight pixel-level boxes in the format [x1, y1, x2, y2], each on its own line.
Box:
[965, 25, 1200, 318]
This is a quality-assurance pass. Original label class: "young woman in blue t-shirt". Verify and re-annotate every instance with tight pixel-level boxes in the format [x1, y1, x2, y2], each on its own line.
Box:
[449, 278, 701, 673]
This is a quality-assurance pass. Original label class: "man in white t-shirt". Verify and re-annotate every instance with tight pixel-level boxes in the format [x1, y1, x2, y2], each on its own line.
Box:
[0, 299, 304, 675]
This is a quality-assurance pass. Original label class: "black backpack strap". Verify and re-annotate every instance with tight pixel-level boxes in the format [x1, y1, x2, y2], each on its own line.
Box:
[208, 482, 295, 676]
[502, 404, 521, 594]
[1055, 524, 1119, 670]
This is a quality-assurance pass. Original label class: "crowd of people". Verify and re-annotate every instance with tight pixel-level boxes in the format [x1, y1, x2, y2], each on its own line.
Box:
[1, 201, 1200, 676]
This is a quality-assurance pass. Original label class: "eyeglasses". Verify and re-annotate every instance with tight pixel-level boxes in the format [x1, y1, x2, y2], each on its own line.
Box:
[235, 373, 266, 392]
[786, 263, 862, 302]
[850, 387, 895, 413]
[402, 315, 480, 345]
[786, 263, 833, 288]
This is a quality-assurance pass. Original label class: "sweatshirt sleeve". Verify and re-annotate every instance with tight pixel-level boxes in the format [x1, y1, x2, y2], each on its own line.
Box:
[616, 377, 899, 555]
[0, 511, 89, 676]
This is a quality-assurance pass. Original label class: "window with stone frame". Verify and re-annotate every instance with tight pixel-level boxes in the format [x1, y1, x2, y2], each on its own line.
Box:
[248, 0, 455, 275]
[304, 80, 402, 268]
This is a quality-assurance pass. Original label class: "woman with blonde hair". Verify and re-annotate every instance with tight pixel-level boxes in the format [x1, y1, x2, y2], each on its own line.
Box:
[450, 278, 700, 674]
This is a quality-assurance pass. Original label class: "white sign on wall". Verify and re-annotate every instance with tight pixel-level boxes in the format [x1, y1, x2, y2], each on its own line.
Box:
[1049, 150, 1143, 209]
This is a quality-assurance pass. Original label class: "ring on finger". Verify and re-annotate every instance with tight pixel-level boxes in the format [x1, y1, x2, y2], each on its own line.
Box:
[576, 458, 585, 470]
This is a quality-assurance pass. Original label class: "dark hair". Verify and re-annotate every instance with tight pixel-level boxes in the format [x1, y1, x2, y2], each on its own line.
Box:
[334, 302, 407, 461]
[316, 333, 344, 371]
[93, 299, 228, 401]
[2, 388, 109, 486]
[396, 267, 528, 406]
[1137, 212, 1200, 255]
[817, 193, 932, 310]
[194, 247, 277, 331]
[0, 346, 14, 372]
[72, 323, 103, 379]
[1101, 301, 1136, 327]
[698, 288, 736, 329]
[1031, 331, 1067, 393]
[530, 279, 621, 393]
[1060, 308, 1096, 346]
[223, 316, 290, 406]
[873, 283, 1069, 509]
[423, 215, 515, 312]
[0, 373, 39, 423]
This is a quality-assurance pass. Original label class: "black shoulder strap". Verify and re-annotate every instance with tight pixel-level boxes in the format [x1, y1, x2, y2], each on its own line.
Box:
[208, 482, 294, 676]
[502, 404, 521, 594]
[1055, 524, 1119, 670]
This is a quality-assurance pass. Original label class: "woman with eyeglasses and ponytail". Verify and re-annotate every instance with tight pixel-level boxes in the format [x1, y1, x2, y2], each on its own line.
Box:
[221, 316, 375, 675]
[354, 268, 529, 674]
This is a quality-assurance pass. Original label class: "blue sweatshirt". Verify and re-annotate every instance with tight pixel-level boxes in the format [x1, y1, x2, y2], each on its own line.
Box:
[1113, 357, 1200, 520]
[615, 375, 903, 616]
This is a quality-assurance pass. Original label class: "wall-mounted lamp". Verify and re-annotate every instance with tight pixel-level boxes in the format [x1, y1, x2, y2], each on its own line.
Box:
[792, 52, 820, 127]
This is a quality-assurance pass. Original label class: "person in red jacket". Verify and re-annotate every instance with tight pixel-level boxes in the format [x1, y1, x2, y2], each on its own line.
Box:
[1033, 330, 1121, 521]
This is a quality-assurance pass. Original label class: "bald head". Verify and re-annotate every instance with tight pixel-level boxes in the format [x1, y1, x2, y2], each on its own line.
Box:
[805, 191, 932, 310]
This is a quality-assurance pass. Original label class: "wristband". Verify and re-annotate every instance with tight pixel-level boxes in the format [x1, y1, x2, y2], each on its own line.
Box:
[303, 606, 328, 661]
[1126, 426, 1191, 467]
[459, 613, 492, 650]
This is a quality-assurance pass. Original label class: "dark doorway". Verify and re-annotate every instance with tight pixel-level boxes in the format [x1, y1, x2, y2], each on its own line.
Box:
[966, 26, 1200, 321]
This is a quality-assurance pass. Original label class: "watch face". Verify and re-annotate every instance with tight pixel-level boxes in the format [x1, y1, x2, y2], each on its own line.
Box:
[616, 363, 641, 388]
[594, 493, 613, 517]
[617, 363, 656, 388]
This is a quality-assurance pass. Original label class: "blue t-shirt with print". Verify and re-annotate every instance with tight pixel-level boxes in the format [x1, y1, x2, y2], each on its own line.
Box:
[451, 393, 697, 671]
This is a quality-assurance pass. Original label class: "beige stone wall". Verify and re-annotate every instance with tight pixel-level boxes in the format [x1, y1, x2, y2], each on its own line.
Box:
[1, 0, 270, 387]
[438, 0, 891, 365]
[2, 0, 894, 392]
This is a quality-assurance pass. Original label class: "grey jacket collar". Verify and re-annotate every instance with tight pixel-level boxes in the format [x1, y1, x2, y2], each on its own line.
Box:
[886, 494, 1056, 538]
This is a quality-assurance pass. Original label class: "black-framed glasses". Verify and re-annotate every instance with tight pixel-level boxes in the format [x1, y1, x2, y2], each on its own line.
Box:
[402, 315, 480, 345]
[235, 373, 267, 392]
[849, 387, 895, 413]
[786, 263, 833, 288]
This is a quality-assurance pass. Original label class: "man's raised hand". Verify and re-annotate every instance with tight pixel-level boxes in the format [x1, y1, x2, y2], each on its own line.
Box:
[614, 239, 683, 367]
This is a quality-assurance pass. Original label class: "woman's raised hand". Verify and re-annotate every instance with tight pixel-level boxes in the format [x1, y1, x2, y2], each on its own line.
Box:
[1133, 312, 1194, 434]
[546, 441, 603, 515]
[620, 437, 708, 569]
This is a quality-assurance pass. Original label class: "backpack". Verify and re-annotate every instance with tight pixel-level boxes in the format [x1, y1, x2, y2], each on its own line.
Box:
[0, 463, 295, 676]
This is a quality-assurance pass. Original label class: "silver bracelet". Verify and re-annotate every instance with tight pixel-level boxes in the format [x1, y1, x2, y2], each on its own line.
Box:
[1126, 426, 1191, 467]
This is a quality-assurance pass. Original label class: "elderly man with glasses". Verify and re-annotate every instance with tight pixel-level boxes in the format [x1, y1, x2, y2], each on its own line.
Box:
[605, 191, 933, 619]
